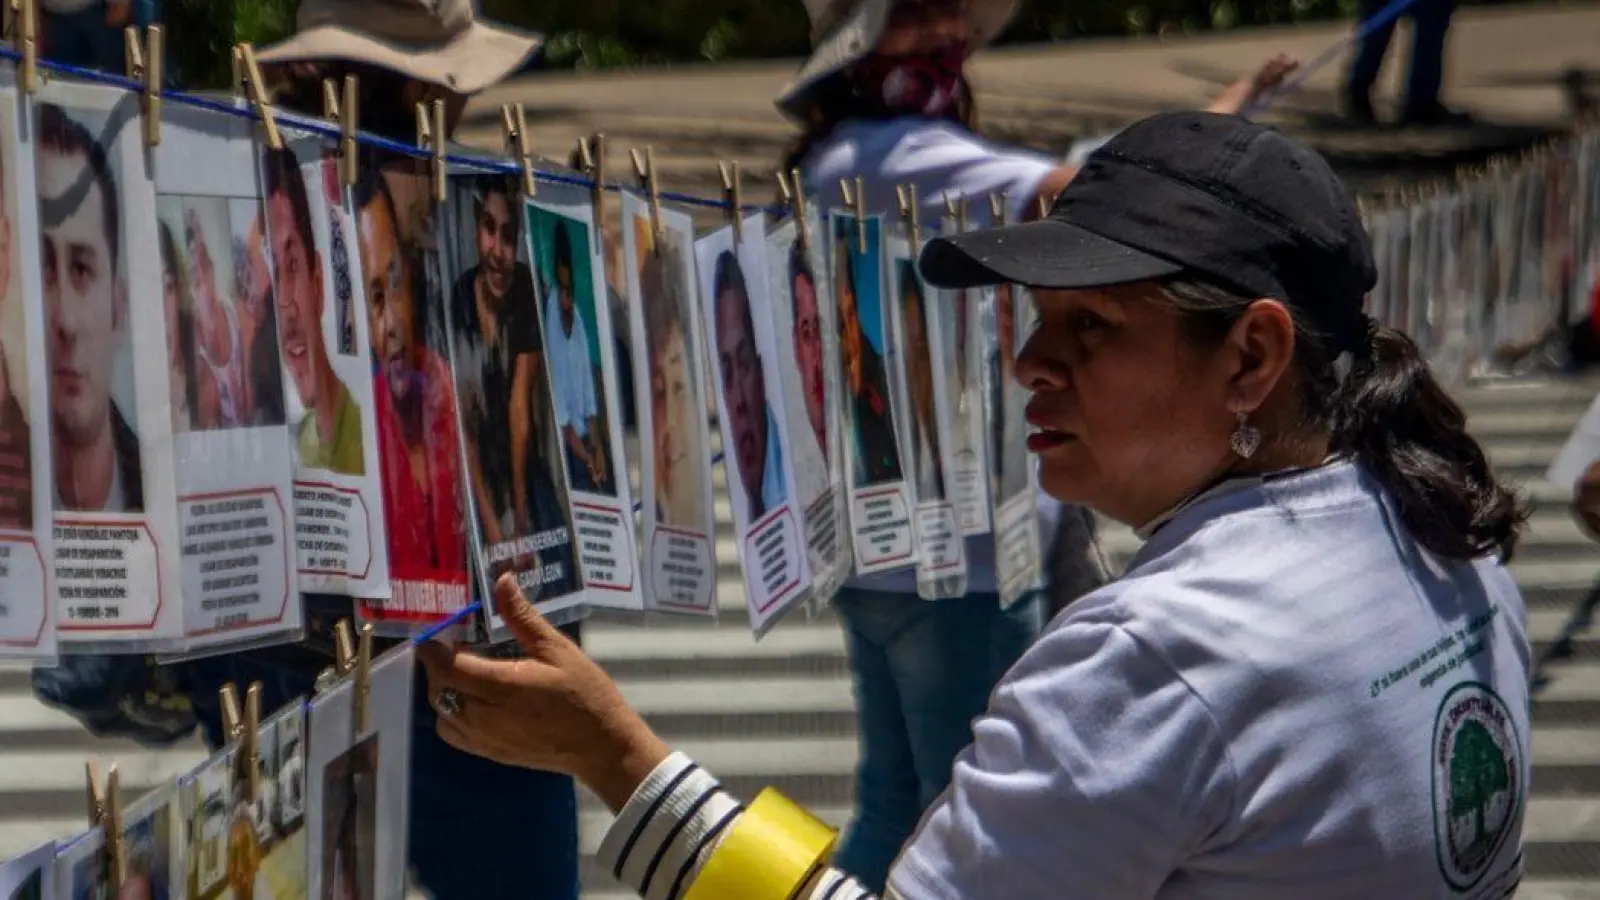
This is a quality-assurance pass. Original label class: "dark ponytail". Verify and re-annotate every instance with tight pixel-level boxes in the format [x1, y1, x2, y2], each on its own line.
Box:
[1160, 276, 1528, 563]
[1327, 323, 1526, 562]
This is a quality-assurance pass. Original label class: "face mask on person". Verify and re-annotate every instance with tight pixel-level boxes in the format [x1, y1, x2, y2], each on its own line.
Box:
[847, 41, 969, 119]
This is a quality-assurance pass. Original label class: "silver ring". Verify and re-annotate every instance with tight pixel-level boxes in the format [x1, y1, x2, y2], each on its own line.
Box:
[436, 687, 464, 718]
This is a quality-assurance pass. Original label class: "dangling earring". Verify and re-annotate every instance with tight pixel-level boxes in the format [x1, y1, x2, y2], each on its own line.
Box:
[1229, 412, 1261, 459]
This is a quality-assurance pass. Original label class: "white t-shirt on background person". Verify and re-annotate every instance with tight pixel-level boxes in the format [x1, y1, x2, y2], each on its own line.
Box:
[803, 117, 1065, 594]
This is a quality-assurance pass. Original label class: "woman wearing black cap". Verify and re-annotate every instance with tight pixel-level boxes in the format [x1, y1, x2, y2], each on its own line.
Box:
[418, 113, 1531, 900]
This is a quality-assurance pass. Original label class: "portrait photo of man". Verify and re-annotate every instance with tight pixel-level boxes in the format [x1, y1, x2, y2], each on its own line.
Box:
[36, 102, 142, 513]
[448, 176, 577, 596]
[712, 249, 788, 523]
[535, 216, 615, 497]
[263, 149, 366, 476]
[833, 220, 903, 489]
[0, 119, 33, 531]
[356, 162, 465, 585]
[788, 243, 828, 464]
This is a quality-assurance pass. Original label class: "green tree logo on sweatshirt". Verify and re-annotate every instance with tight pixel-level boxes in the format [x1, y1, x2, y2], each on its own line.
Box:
[1432, 682, 1522, 892]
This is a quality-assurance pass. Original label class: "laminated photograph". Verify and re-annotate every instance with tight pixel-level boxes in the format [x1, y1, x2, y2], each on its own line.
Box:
[304, 644, 413, 900]
[152, 101, 300, 651]
[262, 130, 389, 600]
[517, 182, 643, 620]
[56, 779, 181, 900]
[986, 284, 1043, 607]
[35, 80, 185, 650]
[886, 235, 967, 599]
[697, 215, 813, 634]
[350, 150, 471, 631]
[440, 173, 585, 626]
[936, 215, 990, 538]
[0, 840, 54, 900]
[829, 212, 916, 577]
[620, 193, 717, 617]
[765, 214, 849, 606]
[0, 70, 55, 661]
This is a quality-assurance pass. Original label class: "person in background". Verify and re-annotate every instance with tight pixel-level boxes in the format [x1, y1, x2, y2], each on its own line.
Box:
[773, 0, 1301, 889]
[420, 109, 1532, 900]
[39, 0, 128, 73]
[1344, 0, 1468, 126]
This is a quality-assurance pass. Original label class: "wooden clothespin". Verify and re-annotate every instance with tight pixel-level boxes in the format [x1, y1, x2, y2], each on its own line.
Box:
[576, 133, 607, 253]
[719, 161, 743, 243]
[233, 43, 282, 151]
[896, 184, 921, 251]
[774, 168, 810, 251]
[990, 192, 1009, 228]
[839, 176, 866, 253]
[10, 0, 37, 93]
[352, 621, 373, 735]
[629, 146, 664, 244]
[323, 75, 359, 187]
[219, 681, 262, 803]
[415, 98, 446, 204]
[500, 102, 536, 198]
[943, 192, 968, 234]
[86, 764, 125, 887]
[123, 25, 162, 147]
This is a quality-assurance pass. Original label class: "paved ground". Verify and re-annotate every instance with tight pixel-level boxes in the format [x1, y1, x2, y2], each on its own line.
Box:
[455, 3, 1600, 203]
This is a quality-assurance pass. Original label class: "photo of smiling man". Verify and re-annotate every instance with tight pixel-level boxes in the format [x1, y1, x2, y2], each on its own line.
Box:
[263, 148, 366, 477]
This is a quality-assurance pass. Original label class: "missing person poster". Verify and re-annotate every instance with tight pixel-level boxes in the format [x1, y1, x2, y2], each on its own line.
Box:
[520, 184, 642, 620]
[305, 644, 413, 900]
[887, 236, 967, 599]
[697, 216, 813, 634]
[621, 193, 717, 617]
[765, 216, 849, 606]
[937, 215, 991, 537]
[0, 72, 55, 662]
[987, 283, 1043, 607]
[440, 173, 586, 626]
[262, 131, 389, 600]
[350, 151, 471, 630]
[830, 212, 915, 577]
[154, 101, 300, 650]
[35, 80, 186, 650]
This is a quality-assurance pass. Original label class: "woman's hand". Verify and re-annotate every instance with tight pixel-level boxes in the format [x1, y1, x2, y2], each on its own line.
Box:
[1206, 53, 1301, 117]
[417, 574, 672, 813]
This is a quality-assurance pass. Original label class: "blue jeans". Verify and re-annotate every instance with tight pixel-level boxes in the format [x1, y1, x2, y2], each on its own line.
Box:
[1345, 0, 1455, 112]
[176, 644, 581, 900]
[831, 588, 1042, 892]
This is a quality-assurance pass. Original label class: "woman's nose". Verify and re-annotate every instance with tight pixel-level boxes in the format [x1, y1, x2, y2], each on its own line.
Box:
[1015, 332, 1066, 392]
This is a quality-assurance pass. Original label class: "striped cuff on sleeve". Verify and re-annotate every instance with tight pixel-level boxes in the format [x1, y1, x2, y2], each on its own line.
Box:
[805, 868, 880, 900]
[595, 751, 745, 900]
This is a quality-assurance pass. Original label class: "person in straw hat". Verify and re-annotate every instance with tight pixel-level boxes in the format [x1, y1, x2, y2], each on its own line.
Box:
[175, 4, 582, 899]
[768, 0, 1301, 889]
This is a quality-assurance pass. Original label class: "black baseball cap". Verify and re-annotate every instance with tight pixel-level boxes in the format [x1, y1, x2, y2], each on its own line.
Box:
[919, 111, 1377, 352]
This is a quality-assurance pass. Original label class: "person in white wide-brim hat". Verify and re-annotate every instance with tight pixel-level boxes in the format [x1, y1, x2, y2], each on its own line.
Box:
[765, 0, 1304, 891]
[256, 0, 543, 141]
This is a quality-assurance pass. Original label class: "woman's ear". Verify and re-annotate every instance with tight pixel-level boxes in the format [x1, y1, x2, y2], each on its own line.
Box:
[1223, 298, 1296, 414]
